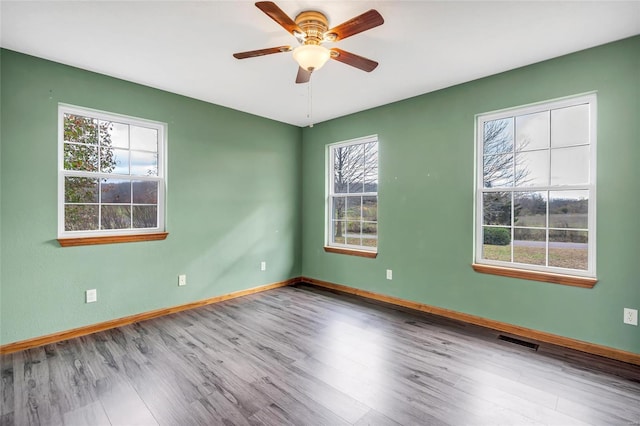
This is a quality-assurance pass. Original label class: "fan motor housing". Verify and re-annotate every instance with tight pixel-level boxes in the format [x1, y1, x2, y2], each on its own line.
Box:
[295, 11, 329, 45]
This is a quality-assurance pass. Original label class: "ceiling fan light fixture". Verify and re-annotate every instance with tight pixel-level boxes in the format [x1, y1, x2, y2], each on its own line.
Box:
[292, 44, 330, 72]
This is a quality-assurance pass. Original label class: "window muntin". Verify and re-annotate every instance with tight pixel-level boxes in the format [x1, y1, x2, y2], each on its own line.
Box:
[475, 94, 596, 277]
[58, 105, 166, 238]
[327, 136, 378, 252]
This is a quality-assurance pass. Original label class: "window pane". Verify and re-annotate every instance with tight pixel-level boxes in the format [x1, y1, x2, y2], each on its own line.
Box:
[342, 144, 364, 193]
[130, 126, 158, 152]
[333, 147, 348, 193]
[101, 205, 131, 229]
[349, 180, 364, 193]
[515, 149, 549, 187]
[332, 221, 346, 244]
[102, 121, 129, 148]
[363, 181, 377, 193]
[332, 197, 346, 220]
[363, 142, 378, 192]
[551, 146, 589, 186]
[132, 181, 158, 204]
[482, 227, 512, 261]
[549, 191, 588, 229]
[65, 177, 98, 203]
[65, 205, 99, 231]
[483, 192, 511, 226]
[347, 144, 364, 193]
[362, 237, 377, 248]
[514, 192, 546, 228]
[133, 205, 158, 228]
[362, 221, 377, 238]
[64, 143, 99, 171]
[106, 148, 130, 174]
[362, 221, 377, 248]
[346, 220, 361, 246]
[63, 114, 98, 144]
[483, 118, 513, 155]
[362, 196, 377, 221]
[96, 145, 117, 173]
[131, 150, 158, 176]
[516, 111, 549, 151]
[551, 104, 589, 148]
[513, 228, 546, 266]
[101, 179, 131, 203]
[346, 196, 362, 220]
[346, 237, 362, 246]
[549, 230, 588, 270]
[483, 154, 513, 188]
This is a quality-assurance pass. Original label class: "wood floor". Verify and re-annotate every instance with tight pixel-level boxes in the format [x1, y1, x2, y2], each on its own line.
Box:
[1, 283, 639, 425]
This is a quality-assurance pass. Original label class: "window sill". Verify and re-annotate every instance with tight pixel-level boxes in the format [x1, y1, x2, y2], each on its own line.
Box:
[324, 246, 377, 258]
[58, 232, 169, 247]
[472, 263, 597, 288]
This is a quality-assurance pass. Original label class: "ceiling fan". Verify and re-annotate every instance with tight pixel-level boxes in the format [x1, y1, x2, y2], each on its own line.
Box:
[233, 2, 384, 84]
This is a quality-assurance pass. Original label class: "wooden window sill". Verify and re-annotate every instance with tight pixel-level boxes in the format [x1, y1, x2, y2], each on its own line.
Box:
[324, 246, 377, 258]
[472, 263, 597, 288]
[58, 232, 168, 247]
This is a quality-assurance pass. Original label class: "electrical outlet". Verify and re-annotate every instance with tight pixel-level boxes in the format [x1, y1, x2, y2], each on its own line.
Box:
[261, 261, 266, 271]
[623, 308, 638, 326]
[386, 269, 393, 280]
[178, 274, 187, 286]
[86, 289, 97, 303]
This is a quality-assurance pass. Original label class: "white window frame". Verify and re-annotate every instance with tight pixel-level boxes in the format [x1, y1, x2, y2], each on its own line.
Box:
[58, 104, 167, 239]
[474, 93, 597, 279]
[326, 135, 379, 253]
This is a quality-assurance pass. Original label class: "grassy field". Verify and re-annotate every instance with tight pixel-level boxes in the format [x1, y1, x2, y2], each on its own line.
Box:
[483, 244, 588, 270]
[347, 237, 377, 247]
[516, 213, 587, 228]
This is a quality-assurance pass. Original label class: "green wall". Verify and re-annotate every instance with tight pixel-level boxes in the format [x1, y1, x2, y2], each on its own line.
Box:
[301, 36, 640, 354]
[2, 36, 639, 355]
[0, 49, 302, 345]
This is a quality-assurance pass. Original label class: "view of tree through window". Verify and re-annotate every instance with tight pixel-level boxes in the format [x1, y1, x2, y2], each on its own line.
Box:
[59, 106, 165, 236]
[476, 95, 595, 276]
[328, 136, 378, 251]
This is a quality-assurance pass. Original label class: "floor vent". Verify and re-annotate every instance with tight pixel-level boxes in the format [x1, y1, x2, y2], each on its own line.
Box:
[498, 335, 539, 351]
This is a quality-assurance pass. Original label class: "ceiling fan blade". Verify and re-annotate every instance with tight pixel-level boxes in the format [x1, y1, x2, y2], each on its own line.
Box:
[255, 1, 302, 36]
[326, 9, 383, 41]
[330, 48, 378, 72]
[233, 46, 291, 59]
[296, 67, 311, 84]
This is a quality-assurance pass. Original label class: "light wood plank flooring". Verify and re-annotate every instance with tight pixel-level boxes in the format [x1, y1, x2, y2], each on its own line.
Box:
[2, 283, 639, 425]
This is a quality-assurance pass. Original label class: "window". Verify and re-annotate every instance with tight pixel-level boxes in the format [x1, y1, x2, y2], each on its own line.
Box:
[474, 94, 596, 284]
[58, 104, 166, 243]
[326, 135, 378, 256]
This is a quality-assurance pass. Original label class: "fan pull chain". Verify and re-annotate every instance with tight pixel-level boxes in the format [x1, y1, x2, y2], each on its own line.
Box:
[307, 79, 314, 127]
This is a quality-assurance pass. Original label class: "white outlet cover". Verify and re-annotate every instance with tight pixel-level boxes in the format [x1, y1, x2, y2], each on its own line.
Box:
[178, 275, 187, 286]
[624, 308, 638, 326]
[386, 269, 393, 280]
[86, 289, 97, 303]
[261, 261, 266, 271]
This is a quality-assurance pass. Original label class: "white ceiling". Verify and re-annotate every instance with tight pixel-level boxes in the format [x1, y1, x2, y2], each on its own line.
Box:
[1, 1, 639, 127]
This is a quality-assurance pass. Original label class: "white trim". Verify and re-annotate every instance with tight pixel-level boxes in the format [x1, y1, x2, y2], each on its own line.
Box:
[474, 93, 597, 278]
[58, 104, 167, 239]
[328, 134, 378, 150]
[475, 91, 597, 123]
